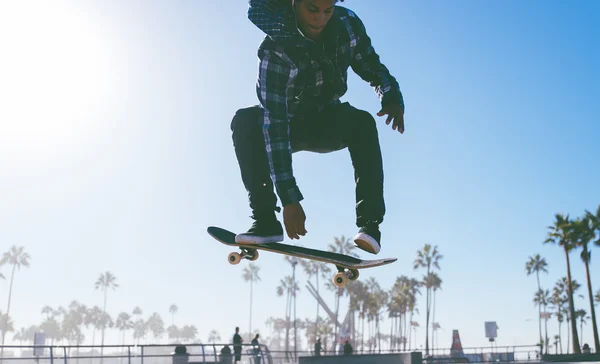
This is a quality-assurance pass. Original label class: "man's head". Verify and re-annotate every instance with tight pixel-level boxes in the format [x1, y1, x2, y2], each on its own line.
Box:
[292, 0, 343, 40]
[235, 327, 239, 333]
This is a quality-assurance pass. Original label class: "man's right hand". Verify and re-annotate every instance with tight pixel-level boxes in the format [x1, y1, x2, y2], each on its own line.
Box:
[283, 202, 307, 240]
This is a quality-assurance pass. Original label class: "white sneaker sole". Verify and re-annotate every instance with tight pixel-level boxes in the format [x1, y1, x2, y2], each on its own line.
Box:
[235, 234, 284, 244]
[354, 232, 381, 254]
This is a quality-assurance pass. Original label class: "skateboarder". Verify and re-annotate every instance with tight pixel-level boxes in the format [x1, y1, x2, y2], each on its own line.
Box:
[231, 0, 405, 255]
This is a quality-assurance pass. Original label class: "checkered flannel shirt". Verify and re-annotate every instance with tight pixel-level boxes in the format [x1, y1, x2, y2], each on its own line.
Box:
[248, 0, 405, 206]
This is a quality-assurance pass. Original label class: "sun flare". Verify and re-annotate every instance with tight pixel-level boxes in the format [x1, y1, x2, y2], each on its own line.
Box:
[0, 2, 114, 157]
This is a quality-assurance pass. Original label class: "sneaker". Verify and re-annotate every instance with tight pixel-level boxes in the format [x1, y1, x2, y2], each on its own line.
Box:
[353, 222, 381, 254]
[235, 218, 284, 244]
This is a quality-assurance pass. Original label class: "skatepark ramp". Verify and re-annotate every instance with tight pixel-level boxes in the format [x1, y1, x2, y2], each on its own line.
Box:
[298, 351, 422, 364]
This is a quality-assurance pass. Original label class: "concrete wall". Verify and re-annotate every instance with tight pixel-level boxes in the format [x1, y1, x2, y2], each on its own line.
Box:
[299, 352, 422, 364]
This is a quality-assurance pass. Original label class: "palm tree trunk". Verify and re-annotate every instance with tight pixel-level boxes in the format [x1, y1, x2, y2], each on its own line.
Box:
[100, 288, 108, 363]
[583, 247, 600, 353]
[432, 290, 436, 354]
[544, 309, 549, 355]
[564, 249, 581, 353]
[425, 285, 431, 355]
[408, 311, 413, 350]
[558, 319, 562, 354]
[0, 264, 18, 360]
[249, 280, 253, 338]
[567, 318, 571, 353]
[536, 271, 542, 348]
[285, 286, 293, 355]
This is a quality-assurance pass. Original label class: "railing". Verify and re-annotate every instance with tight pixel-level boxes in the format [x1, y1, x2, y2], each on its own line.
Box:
[0, 343, 544, 364]
[0, 343, 275, 364]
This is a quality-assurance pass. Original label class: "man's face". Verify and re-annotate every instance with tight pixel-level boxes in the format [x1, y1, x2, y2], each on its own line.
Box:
[293, 0, 336, 40]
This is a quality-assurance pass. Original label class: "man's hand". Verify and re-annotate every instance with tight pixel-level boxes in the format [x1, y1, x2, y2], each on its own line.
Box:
[377, 104, 405, 134]
[283, 202, 307, 240]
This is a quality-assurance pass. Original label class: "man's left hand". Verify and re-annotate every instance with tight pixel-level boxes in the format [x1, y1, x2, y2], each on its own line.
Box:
[377, 104, 405, 134]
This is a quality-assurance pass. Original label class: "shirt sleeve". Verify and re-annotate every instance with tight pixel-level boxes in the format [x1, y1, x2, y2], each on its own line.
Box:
[248, 0, 301, 42]
[257, 48, 304, 206]
[349, 13, 405, 110]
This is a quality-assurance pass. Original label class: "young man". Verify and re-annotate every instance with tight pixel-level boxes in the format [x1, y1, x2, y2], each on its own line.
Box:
[231, 0, 405, 254]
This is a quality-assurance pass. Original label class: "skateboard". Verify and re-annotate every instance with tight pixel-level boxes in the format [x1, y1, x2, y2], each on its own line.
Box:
[207, 226, 397, 288]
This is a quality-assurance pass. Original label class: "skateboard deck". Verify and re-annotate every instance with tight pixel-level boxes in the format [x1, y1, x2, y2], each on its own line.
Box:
[207, 226, 397, 287]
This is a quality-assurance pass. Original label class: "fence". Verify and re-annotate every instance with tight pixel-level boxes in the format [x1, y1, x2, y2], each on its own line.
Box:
[0, 343, 543, 364]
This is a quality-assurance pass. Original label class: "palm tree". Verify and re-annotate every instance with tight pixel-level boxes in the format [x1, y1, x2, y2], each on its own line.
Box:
[301, 260, 331, 339]
[533, 289, 551, 352]
[574, 309, 589, 344]
[328, 236, 358, 343]
[131, 307, 144, 344]
[413, 244, 442, 356]
[169, 305, 178, 326]
[147, 313, 165, 342]
[0, 311, 15, 344]
[544, 214, 581, 354]
[208, 330, 221, 344]
[550, 279, 567, 353]
[581, 206, 600, 353]
[276, 275, 299, 353]
[66, 301, 88, 350]
[179, 325, 198, 343]
[95, 271, 118, 359]
[427, 272, 442, 352]
[116, 313, 133, 346]
[167, 325, 179, 343]
[243, 263, 261, 338]
[0, 245, 31, 358]
[526, 254, 549, 350]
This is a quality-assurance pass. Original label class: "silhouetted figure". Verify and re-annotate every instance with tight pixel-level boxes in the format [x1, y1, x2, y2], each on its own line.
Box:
[233, 327, 243, 363]
[314, 337, 322, 356]
[220, 345, 233, 364]
[344, 339, 353, 355]
[582, 343, 591, 354]
[251, 334, 261, 364]
[172, 345, 190, 364]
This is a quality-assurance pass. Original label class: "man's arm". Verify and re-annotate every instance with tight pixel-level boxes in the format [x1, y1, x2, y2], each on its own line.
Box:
[257, 48, 303, 206]
[349, 12, 405, 110]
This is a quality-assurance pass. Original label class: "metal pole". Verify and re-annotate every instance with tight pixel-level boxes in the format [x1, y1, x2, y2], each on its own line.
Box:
[292, 258, 298, 361]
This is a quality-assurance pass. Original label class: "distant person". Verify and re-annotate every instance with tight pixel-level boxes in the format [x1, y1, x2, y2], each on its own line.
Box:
[220, 345, 233, 364]
[314, 337, 322, 356]
[251, 334, 261, 364]
[231, 0, 406, 255]
[582, 343, 590, 354]
[172, 345, 190, 364]
[344, 339, 353, 355]
[233, 327, 243, 363]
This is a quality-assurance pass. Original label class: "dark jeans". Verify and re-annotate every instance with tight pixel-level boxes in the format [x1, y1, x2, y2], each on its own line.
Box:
[230, 102, 385, 227]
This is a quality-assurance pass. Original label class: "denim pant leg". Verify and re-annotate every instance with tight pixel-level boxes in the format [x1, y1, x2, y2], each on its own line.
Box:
[230, 106, 278, 218]
[291, 102, 385, 227]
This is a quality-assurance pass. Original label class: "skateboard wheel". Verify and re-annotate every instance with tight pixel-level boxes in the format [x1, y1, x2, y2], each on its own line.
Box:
[249, 250, 259, 261]
[333, 272, 347, 288]
[228, 252, 242, 265]
[347, 269, 359, 281]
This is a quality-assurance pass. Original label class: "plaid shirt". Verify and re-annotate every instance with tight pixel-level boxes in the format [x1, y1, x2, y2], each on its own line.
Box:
[248, 0, 404, 206]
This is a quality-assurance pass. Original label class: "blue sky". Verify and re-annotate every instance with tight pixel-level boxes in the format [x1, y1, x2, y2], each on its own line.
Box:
[0, 0, 599, 354]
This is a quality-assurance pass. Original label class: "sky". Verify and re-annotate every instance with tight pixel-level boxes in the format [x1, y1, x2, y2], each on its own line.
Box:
[0, 0, 599, 356]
